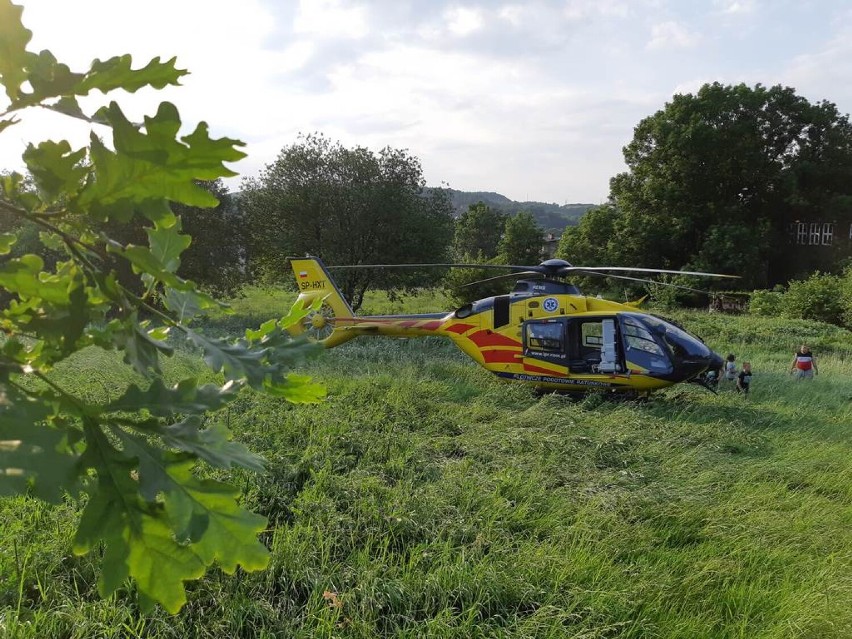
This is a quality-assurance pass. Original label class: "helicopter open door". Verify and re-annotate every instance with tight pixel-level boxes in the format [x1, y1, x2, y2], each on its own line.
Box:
[522, 317, 624, 375]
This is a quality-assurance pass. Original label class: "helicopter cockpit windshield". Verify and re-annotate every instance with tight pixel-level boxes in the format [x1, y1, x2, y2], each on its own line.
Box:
[620, 313, 719, 381]
[621, 315, 674, 375]
[641, 315, 711, 359]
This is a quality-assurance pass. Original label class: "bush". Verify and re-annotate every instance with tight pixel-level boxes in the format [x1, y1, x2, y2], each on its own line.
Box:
[644, 276, 698, 310]
[840, 267, 852, 330]
[748, 289, 785, 317]
[783, 272, 845, 326]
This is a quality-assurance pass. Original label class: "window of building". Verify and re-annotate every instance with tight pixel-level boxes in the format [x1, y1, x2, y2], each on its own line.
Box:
[790, 222, 836, 246]
[810, 223, 821, 245]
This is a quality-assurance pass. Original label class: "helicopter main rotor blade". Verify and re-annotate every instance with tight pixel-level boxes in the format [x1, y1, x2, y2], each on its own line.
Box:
[326, 263, 534, 271]
[580, 270, 715, 295]
[561, 266, 739, 279]
[457, 271, 543, 289]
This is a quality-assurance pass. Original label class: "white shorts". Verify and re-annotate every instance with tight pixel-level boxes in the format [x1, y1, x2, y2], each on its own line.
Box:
[794, 369, 814, 379]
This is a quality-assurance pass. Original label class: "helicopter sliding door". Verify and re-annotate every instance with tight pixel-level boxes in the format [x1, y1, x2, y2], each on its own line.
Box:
[566, 318, 619, 373]
[522, 317, 623, 375]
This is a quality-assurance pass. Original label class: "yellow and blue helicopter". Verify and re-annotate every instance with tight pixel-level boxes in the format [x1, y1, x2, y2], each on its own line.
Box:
[286, 257, 737, 396]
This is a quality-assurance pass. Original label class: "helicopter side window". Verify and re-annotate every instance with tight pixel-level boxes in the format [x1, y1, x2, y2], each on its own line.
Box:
[525, 321, 564, 353]
[581, 322, 603, 350]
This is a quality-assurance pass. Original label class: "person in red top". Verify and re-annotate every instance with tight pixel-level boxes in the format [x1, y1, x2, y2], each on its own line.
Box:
[790, 344, 818, 379]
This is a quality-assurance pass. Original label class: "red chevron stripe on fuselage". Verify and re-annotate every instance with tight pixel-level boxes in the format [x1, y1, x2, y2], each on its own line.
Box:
[467, 330, 521, 348]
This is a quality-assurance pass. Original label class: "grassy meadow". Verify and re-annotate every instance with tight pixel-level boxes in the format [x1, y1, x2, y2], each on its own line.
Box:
[1, 288, 851, 638]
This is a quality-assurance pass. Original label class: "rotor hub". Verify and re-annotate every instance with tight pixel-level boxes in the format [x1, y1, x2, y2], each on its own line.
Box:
[301, 301, 336, 342]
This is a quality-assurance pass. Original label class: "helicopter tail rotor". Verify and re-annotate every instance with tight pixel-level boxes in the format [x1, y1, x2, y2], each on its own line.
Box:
[288, 257, 354, 344]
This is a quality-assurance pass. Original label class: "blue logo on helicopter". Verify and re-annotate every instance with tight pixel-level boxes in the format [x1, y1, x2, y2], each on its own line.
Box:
[542, 297, 559, 313]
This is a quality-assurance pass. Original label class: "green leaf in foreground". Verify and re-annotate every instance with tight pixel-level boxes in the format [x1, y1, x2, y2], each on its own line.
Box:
[0, 388, 79, 502]
[104, 378, 239, 417]
[0, 232, 16, 254]
[164, 459, 268, 573]
[2, 2, 323, 615]
[0, 0, 31, 101]
[158, 417, 265, 472]
[75, 429, 268, 614]
[78, 54, 187, 95]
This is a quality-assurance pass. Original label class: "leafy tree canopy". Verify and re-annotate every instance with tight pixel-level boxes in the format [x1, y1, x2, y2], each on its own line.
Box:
[445, 209, 544, 306]
[173, 179, 249, 298]
[0, 0, 322, 613]
[498, 211, 543, 265]
[452, 201, 507, 261]
[240, 133, 454, 310]
[562, 83, 852, 288]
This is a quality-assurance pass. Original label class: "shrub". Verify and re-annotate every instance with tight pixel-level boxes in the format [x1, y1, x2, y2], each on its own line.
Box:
[748, 289, 785, 317]
[840, 267, 852, 330]
[783, 272, 845, 326]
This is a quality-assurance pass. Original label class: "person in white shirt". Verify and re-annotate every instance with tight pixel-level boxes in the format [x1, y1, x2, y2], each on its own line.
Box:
[724, 353, 737, 384]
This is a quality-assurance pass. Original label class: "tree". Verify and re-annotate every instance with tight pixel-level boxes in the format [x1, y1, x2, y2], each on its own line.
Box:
[0, 1, 323, 613]
[241, 134, 454, 310]
[174, 180, 249, 298]
[569, 83, 852, 288]
[557, 203, 645, 296]
[556, 203, 620, 266]
[97, 182, 250, 302]
[452, 201, 506, 260]
[498, 211, 543, 265]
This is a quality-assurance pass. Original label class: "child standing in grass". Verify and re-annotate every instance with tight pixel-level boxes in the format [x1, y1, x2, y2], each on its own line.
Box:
[724, 353, 737, 385]
[737, 362, 752, 396]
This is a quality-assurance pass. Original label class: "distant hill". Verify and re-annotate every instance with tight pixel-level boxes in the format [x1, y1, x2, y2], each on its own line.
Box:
[443, 189, 596, 232]
[234, 186, 595, 234]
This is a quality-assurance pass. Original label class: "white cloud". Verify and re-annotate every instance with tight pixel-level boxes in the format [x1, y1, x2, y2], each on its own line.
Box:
[278, 41, 318, 74]
[294, 0, 369, 39]
[498, 4, 524, 26]
[715, 0, 757, 15]
[444, 6, 485, 36]
[782, 29, 852, 115]
[564, 0, 630, 21]
[646, 21, 701, 50]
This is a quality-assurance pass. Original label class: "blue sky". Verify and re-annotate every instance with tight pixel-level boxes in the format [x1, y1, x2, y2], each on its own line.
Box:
[3, 0, 851, 203]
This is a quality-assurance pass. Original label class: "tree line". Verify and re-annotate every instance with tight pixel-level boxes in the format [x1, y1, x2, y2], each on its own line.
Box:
[237, 84, 852, 307]
[6, 83, 851, 311]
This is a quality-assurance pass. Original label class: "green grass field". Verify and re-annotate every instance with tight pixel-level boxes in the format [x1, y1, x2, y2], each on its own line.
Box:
[1, 290, 851, 638]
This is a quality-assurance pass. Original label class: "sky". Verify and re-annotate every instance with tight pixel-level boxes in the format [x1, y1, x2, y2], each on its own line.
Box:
[3, 0, 852, 204]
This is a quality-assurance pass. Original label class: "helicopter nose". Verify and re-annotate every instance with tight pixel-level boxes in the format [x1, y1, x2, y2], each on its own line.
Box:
[709, 351, 724, 371]
[674, 347, 723, 382]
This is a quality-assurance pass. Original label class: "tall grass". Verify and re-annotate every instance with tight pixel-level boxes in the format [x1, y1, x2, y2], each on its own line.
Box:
[1, 292, 851, 638]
